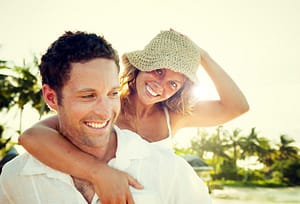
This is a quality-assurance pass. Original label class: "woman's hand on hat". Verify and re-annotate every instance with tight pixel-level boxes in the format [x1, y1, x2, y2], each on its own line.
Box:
[169, 28, 205, 64]
[169, 28, 176, 32]
[169, 28, 187, 38]
[199, 47, 208, 64]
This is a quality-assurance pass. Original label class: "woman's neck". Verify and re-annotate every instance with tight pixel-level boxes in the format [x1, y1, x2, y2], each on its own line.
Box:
[117, 93, 167, 142]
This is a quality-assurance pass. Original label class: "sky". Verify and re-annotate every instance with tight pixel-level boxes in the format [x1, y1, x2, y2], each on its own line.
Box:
[1, 0, 300, 147]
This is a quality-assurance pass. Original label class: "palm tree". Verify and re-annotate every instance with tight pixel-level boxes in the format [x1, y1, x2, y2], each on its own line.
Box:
[272, 134, 300, 184]
[239, 128, 261, 159]
[0, 58, 51, 161]
[0, 59, 50, 133]
[191, 126, 240, 180]
[277, 134, 299, 160]
[0, 125, 13, 156]
[0, 61, 16, 110]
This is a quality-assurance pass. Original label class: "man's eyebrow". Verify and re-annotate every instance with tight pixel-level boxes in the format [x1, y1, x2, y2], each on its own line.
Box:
[112, 86, 121, 90]
[77, 88, 95, 92]
[76, 87, 121, 93]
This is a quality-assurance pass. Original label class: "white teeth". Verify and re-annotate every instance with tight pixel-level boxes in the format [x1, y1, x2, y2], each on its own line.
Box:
[85, 121, 108, 129]
[146, 85, 158, 96]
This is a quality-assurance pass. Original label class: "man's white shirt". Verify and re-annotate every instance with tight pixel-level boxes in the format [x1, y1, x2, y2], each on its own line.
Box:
[0, 126, 211, 204]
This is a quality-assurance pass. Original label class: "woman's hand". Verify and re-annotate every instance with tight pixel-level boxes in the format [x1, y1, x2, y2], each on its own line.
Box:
[90, 163, 143, 204]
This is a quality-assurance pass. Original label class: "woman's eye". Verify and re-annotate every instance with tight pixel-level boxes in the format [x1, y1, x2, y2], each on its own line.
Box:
[155, 69, 163, 75]
[170, 81, 178, 88]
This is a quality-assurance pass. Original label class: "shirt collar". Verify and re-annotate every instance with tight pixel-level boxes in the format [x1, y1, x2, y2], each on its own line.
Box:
[20, 126, 150, 176]
[20, 153, 72, 183]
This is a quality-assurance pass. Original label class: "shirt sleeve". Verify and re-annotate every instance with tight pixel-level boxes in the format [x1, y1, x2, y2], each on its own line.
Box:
[0, 167, 13, 204]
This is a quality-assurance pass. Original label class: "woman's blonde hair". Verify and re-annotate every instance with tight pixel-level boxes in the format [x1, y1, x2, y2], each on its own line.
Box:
[120, 56, 197, 115]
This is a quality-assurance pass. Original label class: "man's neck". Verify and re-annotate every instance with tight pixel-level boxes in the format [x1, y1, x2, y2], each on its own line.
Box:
[101, 130, 118, 162]
[70, 128, 118, 163]
[71, 129, 118, 203]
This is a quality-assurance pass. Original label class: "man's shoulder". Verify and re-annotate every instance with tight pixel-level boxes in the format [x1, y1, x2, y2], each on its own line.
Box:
[1, 153, 29, 175]
[0, 153, 31, 187]
[1, 152, 64, 177]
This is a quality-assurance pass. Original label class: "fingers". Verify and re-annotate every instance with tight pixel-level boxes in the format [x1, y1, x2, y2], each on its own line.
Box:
[99, 189, 135, 204]
[169, 28, 188, 39]
[127, 175, 144, 189]
[126, 190, 135, 204]
[92, 166, 142, 204]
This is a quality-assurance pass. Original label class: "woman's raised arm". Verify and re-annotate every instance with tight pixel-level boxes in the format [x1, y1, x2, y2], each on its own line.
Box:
[172, 48, 249, 130]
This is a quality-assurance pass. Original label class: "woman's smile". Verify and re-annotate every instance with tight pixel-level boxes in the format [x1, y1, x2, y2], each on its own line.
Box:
[145, 84, 160, 97]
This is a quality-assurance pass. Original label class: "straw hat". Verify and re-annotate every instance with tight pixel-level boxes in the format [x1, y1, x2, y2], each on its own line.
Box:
[122, 30, 201, 83]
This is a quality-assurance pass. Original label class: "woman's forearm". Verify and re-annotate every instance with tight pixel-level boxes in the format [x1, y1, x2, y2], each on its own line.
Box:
[18, 118, 143, 202]
[18, 124, 101, 181]
[200, 50, 249, 116]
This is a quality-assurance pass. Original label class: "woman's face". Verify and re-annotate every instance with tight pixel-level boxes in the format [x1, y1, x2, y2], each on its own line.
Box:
[135, 68, 186, 105]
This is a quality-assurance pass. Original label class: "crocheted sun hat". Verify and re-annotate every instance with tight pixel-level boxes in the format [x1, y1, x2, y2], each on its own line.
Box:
[122, 30, 201, 83]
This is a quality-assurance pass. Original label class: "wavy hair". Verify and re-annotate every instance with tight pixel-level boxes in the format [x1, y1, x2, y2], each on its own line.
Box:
[120, 56, 197, 115]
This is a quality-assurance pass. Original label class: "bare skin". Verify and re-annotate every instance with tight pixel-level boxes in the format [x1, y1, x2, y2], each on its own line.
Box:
[118, 49, 249, 140]
[40, 58, 138, 203]
[19, 46, 249, 203]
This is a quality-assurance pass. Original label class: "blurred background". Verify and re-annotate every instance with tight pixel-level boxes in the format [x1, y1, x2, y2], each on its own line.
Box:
[1, 0, 299, 203]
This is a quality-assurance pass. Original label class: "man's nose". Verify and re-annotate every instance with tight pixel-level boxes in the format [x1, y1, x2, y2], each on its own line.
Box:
[93, 97, 111, 118]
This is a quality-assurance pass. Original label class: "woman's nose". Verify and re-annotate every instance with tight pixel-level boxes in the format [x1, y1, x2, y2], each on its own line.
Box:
[151, 81, 164, 95]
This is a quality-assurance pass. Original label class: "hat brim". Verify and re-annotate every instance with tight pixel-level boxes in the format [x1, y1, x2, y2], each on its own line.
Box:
[123, 51, 199, 84]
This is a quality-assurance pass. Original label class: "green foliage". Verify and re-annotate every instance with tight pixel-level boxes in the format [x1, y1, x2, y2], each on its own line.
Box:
[175, 126, 300, 187]
[0, 58, 50, 158]
[0, 125, 16, 157]
[0, 59, 50, 121]
[173, 146, 196, 156]
[284, 160, 300, 185]
[219, 179, 288, 188]
[0, 59, 48, 113]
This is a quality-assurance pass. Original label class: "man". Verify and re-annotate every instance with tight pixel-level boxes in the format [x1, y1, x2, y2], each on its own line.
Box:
[0, 31, 211, 203]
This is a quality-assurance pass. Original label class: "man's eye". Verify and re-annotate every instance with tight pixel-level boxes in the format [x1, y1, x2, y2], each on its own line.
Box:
[81, 94, 94, 98]
[109, 90, 120, 97]
[112, 91, 120, 96]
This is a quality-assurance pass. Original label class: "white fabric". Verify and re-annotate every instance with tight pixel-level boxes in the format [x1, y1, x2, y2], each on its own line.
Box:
[163, 106, 172, 137]
[0, 126, 211, 204]
[150, 107, 173, 150]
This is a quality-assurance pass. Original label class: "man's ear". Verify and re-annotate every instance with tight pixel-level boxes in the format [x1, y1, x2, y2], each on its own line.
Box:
[42, 84, 59, 111]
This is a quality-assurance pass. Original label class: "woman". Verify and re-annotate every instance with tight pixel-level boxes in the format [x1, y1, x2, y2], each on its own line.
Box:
[19, 30, 249, 203]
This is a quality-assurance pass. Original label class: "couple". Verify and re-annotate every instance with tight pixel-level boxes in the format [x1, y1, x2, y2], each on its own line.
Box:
[0, 29, 248, 203]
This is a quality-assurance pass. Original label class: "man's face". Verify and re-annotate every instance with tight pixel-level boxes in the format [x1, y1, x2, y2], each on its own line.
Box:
[53, 58, 120, 149]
